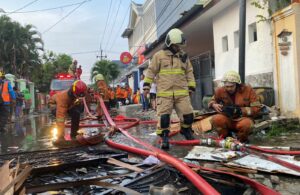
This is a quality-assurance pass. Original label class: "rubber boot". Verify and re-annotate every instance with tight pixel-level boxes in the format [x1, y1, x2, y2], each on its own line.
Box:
[160, 130, 170, 150]
[180, 127, 195, 140]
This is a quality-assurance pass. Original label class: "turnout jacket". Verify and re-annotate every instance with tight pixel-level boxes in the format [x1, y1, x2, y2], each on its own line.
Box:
[208, 84, 261, 117]
[144, 49, 196, 98]
[49, 90, 80, 131]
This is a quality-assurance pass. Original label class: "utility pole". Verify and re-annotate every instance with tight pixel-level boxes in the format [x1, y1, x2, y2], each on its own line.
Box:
[97, 45, 107, 60]
[239, 0, 246, 83]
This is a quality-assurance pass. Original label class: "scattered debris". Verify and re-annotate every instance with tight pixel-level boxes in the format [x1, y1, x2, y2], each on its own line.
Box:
[76, 167, 88, 174]
[142, 155, 160, 165]
[270, 175, 280, 184]
[107, 158, 144, 173]
[149, 184, 179, 195]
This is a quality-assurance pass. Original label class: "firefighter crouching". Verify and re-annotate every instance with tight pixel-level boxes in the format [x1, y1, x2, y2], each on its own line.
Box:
[49, 80, 87, 143]
[208, 71, 261, 143]
[143, 28, 196, 150]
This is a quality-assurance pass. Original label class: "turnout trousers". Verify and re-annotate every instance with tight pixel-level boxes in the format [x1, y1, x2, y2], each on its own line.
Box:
[211, 114, 254, 142]
[156, 96, 193, 135]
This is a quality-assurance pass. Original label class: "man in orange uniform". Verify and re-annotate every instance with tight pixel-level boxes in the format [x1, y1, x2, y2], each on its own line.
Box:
[125, 84, 132, 104]
[49, 80, 87, 143]
[116, 85, 122, 105]
[94, 74, 110, 115]
[208, 71, 261, 142]
[122, 87, 128, 105]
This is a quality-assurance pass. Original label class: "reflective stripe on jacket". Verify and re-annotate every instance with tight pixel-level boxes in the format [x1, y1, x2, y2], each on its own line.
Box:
[144, 49, 196, 98]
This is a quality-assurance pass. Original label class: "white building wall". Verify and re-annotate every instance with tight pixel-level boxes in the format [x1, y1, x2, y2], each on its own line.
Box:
[213, 0, 274, 81]
[128, 76, 134, 91]
[129, 0, 157, 55]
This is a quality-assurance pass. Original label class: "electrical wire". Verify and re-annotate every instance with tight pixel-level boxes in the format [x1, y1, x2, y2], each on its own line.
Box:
[4, 1, 89, 14]
[69, 49, 120, 55]
[104, 0, 121, 53]
[143, 0, 184, 47]
[42, 0, 90, 34]
[108, 4, 130, 52]
[7, 0, 39, 15]
[99, 0, 113, 54]
[131, 0, 183, 58]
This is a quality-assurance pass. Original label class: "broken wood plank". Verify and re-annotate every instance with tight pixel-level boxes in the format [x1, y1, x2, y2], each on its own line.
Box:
[192, 116, 213, 134]
[107, 158, 144, 173]
[0, 165, 32, 195]
[0, 161, 13, 195]
[217, 166, 257, 174]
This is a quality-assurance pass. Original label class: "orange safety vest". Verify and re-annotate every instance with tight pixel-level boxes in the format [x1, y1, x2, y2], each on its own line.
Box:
[1, 81, 10, 102]
[110, 91, 115, 100]
[123, 90, 128, 99]
[116, 87, 122, 99]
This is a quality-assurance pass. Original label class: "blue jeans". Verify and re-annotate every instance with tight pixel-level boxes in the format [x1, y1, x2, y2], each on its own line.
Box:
[140, 94, 149, 111]
[15, 106, 22, 118]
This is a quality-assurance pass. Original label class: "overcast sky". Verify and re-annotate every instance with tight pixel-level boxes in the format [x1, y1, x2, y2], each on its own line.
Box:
[0, 0, 144, 83]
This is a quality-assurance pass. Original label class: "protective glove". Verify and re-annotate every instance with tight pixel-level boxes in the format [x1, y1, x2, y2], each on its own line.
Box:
[222, 105, 242, 118]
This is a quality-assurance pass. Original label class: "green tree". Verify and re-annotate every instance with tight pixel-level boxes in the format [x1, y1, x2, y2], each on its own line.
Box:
[91, 60, 120, 84]
[0, 15, 43, 78]
[32, 51, 73, 93]
[251, 0, 291, 22]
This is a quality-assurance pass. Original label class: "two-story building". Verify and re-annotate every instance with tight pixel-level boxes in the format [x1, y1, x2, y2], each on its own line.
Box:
[123, 0, 300, 117]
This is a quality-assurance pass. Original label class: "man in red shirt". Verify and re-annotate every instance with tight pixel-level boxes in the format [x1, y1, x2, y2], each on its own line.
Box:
[76, 65, 82, 80]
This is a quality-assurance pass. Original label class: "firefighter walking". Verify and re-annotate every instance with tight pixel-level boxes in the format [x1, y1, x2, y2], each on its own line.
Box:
[208, 71, 261, 143]
[94, 74, 110, 117]
[143, 28, 196, 149]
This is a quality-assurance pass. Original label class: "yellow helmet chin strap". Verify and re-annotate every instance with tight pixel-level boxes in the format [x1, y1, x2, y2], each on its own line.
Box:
[72, 80, 79, 93]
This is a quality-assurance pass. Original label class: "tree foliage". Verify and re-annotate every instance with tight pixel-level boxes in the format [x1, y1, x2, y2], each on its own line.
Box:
[32, 51, 72, 93]
[251, 0, 291, 22]
[91, 60, 120, 84]
[0, 15, 43, 78]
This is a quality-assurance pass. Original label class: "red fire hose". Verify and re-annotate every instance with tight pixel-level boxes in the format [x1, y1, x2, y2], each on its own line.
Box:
[78, 96, 281, 194]
[95, 96, 220, 195]
[105, 139, 280, 195]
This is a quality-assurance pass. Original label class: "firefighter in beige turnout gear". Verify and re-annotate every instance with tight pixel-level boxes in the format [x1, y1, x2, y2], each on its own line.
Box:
[143, 28, 196, 149]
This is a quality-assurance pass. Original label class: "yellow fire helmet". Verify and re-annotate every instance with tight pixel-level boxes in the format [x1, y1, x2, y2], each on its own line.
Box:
[0, 71, 4, 78]
[94, 74, 104, 82]
[222, 70, 241, 84]
[165, 28, 186, 47]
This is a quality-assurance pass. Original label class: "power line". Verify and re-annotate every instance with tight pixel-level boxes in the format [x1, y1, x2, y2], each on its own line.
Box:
[7, 0, 39, 15]
[108, 4, 131, 52]
[4, 1, 88, 14]
[140, 0, 184, 56]
[131, 0, 175, 57]
[104, 0, 121, 52]
[42, 0, 90, 34]
[69, 49, 120, 55]
[99, 0, 113, 54]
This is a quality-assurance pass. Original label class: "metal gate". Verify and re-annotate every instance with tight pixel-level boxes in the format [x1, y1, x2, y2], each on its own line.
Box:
[190, 51, 214, 110]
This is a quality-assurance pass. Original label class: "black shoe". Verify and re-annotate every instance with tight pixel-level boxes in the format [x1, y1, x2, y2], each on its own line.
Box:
[161, 131, 170, 150]
[180, 128, 195, 140]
